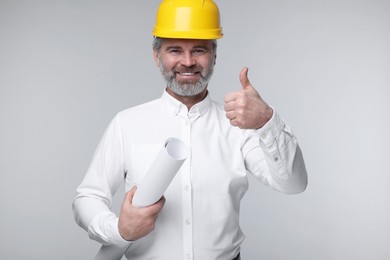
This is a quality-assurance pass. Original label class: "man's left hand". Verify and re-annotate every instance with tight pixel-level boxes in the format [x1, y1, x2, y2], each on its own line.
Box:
[224, 67, 273, 129]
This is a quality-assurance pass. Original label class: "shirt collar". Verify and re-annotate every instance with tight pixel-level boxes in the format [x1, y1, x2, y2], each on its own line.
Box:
[161, 89, 211, 118]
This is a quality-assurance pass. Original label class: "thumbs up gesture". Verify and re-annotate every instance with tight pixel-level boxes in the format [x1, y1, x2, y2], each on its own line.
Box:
[224, 67, 273, 129]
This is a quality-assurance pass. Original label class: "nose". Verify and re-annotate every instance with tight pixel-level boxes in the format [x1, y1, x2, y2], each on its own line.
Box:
[180, 52, 196, 67]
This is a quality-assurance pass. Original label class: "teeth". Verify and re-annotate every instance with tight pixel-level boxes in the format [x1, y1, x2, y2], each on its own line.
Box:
[180, 72, 195, 76]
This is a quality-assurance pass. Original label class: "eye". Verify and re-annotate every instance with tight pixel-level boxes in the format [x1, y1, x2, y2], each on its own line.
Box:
[193, 49, 206, 55]
[168, 49, 181, 55]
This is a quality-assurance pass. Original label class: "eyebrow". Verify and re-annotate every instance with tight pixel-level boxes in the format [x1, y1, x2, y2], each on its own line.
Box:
[193, 45, 210, 50]
[164, 45, 210, 51]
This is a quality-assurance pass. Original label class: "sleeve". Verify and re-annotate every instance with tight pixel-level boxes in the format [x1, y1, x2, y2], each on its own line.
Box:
[72, 114, 131, 247]
[242, 109, 308, 194]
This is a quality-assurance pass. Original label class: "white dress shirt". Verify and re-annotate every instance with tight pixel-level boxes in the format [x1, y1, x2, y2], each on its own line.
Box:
[73, 90, 307, 260]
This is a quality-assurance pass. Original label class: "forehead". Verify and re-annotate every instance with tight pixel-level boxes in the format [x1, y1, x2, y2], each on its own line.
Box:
[161, 38, 214, 49]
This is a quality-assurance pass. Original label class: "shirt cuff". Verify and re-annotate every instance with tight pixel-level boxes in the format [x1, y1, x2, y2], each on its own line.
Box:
[88, 211, 131, 247]
[254, 108, 285, 147]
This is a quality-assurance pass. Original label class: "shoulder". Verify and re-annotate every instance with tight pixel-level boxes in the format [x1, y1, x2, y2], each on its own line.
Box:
[117, 98, 161, 119]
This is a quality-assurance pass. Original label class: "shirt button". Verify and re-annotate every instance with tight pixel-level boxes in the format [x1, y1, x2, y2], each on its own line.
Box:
[185, 219, 191, 225]
[261, 133, 267, 140]
[274, 156, 279, 162]
[186, 253, 192, 259]
[184, 185, 190, 191]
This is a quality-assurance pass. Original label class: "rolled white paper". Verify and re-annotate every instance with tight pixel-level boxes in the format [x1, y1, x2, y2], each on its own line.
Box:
[132, 137, 189, 208]
[94, 245, 129, 260]
[95, 138, 189, 260]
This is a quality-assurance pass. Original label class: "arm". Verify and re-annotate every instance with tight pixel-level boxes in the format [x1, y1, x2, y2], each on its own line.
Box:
[73, 114, 166, 246]
[242, 112, 308, 194]
[224, 67, 308, 194]
[72, 115, 130, 247]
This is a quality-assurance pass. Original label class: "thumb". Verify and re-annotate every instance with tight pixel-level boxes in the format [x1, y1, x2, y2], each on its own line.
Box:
[239, 67, 251, 90]
[126, 185, 137, 203]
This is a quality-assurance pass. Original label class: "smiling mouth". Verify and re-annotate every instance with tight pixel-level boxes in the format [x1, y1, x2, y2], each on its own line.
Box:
[175, 71, 201, 81]
[177, 71, 199, 76]
[179, 72, 196, 76]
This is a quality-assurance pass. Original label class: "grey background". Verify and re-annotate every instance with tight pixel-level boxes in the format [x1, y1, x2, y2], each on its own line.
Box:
[1, 0, 389, 259]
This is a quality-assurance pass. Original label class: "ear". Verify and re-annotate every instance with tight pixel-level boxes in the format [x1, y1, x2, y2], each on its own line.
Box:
[153, 49, 160, 67]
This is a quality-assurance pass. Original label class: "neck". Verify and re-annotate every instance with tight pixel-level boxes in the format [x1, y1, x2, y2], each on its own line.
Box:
[166, 88, 208, 110]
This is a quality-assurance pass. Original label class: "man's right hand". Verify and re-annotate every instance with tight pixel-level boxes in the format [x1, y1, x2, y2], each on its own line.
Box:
[118, 186, 166, 241]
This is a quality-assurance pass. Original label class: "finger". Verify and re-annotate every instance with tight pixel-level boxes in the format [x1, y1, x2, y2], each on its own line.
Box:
[224, 92, 238, 103]
[229, 118, 239, 127]
[157, 196, 166, 208]
[152, 198, 165, 220]
[156, 195, 166, 205]
[225, 111, 236, 120]
[126, 186, 137, 203]
[148, 196, 166, 215]
[224, 101, 236, 112]
[239, 67, 251, 90]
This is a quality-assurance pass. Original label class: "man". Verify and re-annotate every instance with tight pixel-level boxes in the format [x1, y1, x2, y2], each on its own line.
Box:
[73, 1, 308, 259]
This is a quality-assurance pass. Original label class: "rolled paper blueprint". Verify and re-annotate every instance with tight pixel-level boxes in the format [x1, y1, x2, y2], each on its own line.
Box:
[95, 245, 129, 260]
[95, 138, 189, 260]
[132, 137, 189, 208]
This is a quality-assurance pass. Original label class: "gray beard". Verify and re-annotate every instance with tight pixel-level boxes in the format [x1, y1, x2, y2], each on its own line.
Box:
[158, 57, 214, 97]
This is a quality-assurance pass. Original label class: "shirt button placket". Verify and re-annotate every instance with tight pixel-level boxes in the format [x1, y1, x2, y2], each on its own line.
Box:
[181, 116, 193, 260]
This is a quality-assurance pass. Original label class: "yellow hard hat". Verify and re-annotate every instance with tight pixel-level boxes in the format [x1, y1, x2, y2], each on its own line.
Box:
[152, 0, 223, 39]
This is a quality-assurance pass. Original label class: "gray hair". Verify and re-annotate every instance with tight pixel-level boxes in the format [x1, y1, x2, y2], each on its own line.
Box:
[152, 37, 217, 54]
